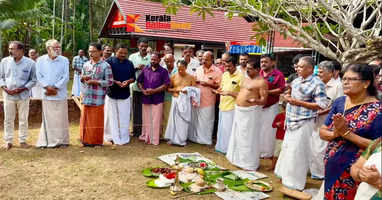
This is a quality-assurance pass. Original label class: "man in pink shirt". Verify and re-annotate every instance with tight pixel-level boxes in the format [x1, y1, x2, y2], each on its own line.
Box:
[188, 51, 222, 145]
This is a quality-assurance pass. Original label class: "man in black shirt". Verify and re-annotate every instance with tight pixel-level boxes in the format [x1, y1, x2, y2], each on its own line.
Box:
[104, 44, 135, 145]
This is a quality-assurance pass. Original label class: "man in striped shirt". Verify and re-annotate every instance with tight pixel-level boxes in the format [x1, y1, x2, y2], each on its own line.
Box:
[275, 56, 329, 199]
[80, 43, 113, 147]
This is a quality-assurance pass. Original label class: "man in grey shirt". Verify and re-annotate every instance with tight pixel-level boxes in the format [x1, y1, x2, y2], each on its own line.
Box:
[0, 41, 37, 150]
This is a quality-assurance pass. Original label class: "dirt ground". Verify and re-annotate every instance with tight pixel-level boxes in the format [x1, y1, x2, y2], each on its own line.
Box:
[0, 100, 321, 200]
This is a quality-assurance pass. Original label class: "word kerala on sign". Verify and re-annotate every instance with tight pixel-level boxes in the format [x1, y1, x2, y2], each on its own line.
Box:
[145, 14, 191, 31]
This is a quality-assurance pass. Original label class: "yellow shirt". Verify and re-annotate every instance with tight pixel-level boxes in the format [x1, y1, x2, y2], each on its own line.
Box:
[219, 70, 243, 111]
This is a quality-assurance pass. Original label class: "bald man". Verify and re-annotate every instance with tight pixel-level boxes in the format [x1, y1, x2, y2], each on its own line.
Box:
[162, 54, 178, 135]
[188, 51, 222, 145]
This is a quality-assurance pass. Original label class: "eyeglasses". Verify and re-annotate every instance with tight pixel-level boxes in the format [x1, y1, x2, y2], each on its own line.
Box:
[342, 77, 363, 82]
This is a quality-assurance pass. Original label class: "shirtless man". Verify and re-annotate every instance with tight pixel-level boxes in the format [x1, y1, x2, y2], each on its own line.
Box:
[236, 63, 268, 107]
[226, 62, 268, 170]
[164, 60, 196, 146]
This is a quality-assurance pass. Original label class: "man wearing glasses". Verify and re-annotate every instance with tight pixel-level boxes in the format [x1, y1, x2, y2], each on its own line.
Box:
[35, 39, 70, 148]
[36, 39, 69, 148]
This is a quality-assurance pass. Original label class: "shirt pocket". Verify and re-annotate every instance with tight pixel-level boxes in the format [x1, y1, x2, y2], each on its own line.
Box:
[19, 69, 30, 81]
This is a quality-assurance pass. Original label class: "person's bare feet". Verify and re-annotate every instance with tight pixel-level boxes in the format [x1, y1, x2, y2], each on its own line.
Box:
[279, 185, 312, 200]
[4, 143, 12, 151]
[20, 143, 31, 149]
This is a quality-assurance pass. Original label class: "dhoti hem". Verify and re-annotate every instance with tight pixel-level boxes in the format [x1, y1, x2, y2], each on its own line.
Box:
[274, 119, 314, 190]
[165, 95, 192, 146]
[188, 106, 215, 145]
[104, 96, 131, 145]
[140, 103, 163, 145]
[36, 100, 69, 147]
[226, 105, 262, 170]
[259, 103, 279, 158]
[80, 105, 104, 146]
[215, 110, 235, 154]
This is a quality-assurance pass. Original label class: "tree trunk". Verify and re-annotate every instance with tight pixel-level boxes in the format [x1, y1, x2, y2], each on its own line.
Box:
[53, 0, 56, 38]
[89, 0, 94, 42]
[64, 0, 69, 47]
[60, 0, 65, 46]
[72, 0, 76, 54]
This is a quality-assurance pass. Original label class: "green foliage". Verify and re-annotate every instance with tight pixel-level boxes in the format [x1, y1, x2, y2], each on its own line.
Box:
[0, 0, 113, 58]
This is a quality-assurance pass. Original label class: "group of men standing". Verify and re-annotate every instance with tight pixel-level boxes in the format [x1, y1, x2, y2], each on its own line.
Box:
[0, 40, 70, 150]
[1, 38, 347, 199]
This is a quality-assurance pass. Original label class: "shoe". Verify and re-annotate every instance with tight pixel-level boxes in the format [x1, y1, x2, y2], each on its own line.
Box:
[20, 142, 31, 148]
[4, 143, 13, 151]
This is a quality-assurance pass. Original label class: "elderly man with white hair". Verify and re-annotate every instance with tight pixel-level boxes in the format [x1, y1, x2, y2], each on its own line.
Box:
[310, 61, 344, 180]
[35, 39, 70, 148]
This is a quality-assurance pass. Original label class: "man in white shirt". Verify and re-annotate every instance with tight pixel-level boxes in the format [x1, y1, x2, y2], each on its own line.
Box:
[129, 37, 151, 137]
[0, 41, 36, 150]
[310, 60, 344, 179]
[35, 39, 70, 148]
[183, 46, 200, 76]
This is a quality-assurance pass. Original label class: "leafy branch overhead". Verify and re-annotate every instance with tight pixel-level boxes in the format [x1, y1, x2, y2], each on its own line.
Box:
[163, 0, 382, 64]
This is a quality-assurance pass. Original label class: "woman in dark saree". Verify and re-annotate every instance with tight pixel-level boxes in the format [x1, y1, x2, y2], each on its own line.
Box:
[318, 63, 382, 200]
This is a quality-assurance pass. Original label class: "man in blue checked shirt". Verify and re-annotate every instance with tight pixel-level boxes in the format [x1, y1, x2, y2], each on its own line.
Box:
[275, 56, 330, 199]
[80, 43, 113, 147]
[0, 41, 37, 150]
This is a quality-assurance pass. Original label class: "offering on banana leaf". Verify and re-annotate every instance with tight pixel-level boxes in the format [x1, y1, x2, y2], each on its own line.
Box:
[177, 157, 214, 169]
[245, 180, 273, 192]
[142, 167, 173, 177]
[147, 174, 176, 188]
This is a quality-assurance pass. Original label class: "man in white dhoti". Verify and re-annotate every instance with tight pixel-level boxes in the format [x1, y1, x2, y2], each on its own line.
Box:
[214, 53, 243, 154]
[104, 44, 135, 145]
[275, 56, 329, 198]
[35, 39, 70, 148]
[310, 61, 344, 179]
[188, 51, 222, 145]
[71, 49, 88, 97]
[259, 54, 286, 158]
[0, 41, 36, 150]
[165, 60, 196, 146]
[226, 62, 268, 170]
